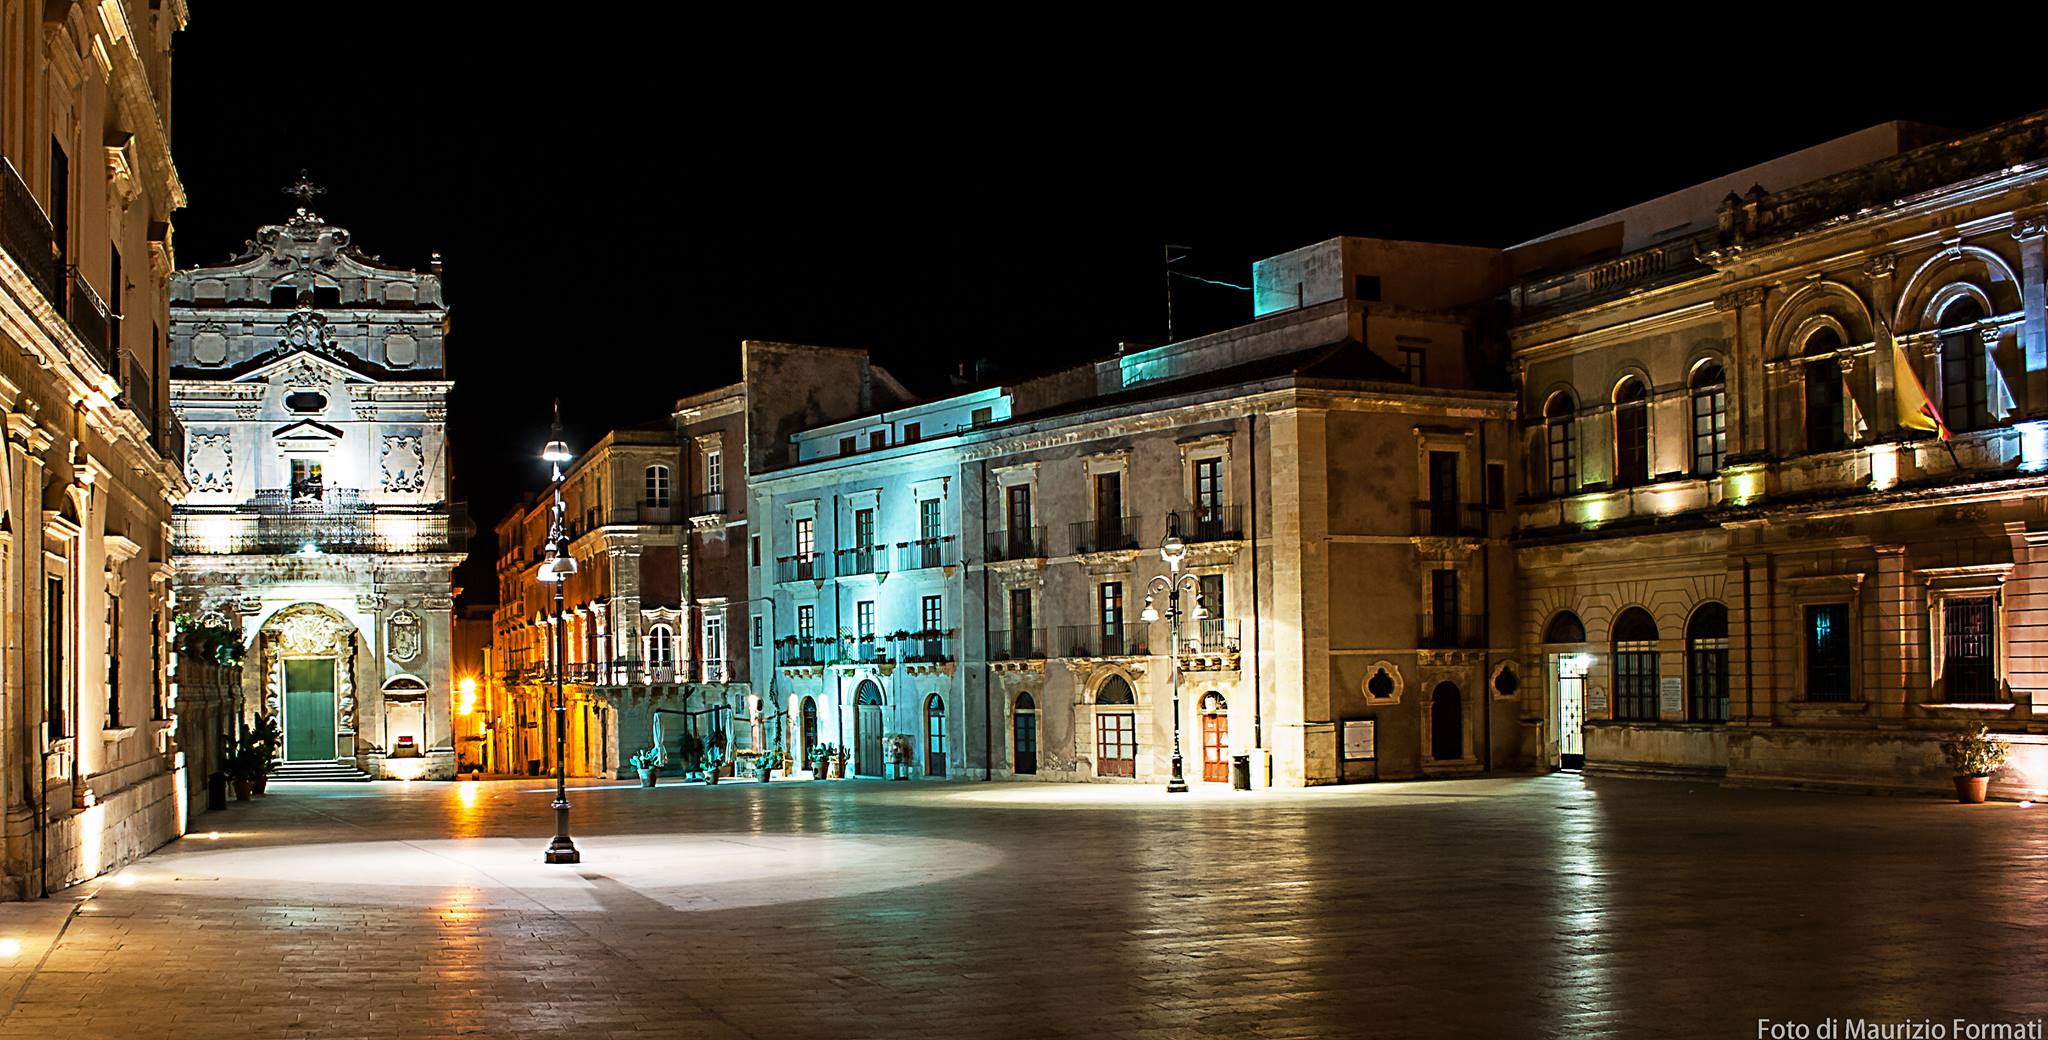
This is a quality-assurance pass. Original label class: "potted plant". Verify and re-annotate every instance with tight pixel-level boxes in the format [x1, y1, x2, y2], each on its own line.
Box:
[226, 742, 260, 801]
[676, 730, 705, 779]
[809, 743, 836, 779]
[705, 729, 729, 782]
[832, 746, 849, 779]
[247, 714, 282, 796]
[1942, 723, 2010, 804]
[629, 747, 661, 788]
[755, 748, 781, 784]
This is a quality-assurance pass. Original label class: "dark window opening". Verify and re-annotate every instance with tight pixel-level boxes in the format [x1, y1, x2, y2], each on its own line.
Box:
[838, 436, 857, 456]
[1485, 462, 1506, 510]
[903, 422, 921, 443]
[1943, 596, 1997, 702]
[1687, 602, 1729, 723]
[868, 431, 886, 451]
[1399, 346, 1425, 385]
[1614, 378, 1649, 486]
[313, 285, 341, 308]
[1611, 607, 1660, 721]
[1354, 274, 1381, 302]
[284, 391, 327, 414]
[1803, 329, 1846, 453]
[271, 284, 297, 307]
[1939, 297, 1991, 433]
[1805, 603, 1851, 701]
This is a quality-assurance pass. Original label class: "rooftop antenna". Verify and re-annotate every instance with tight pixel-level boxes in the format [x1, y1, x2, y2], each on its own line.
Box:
[1164, 244, 1191, 343]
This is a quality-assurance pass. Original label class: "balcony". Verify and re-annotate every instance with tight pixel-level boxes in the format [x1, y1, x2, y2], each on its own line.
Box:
[1058, 624, 1149, 659]
[690, 491, 727, 518]
[118, 349, 153, 434]
[986, 526, 1045, 562]
[0, 159, 61, 313]
[1185, 505, 1243, 543]
[1168, 618, 1240, 670]
[775, 552, 824, 584]
[775, 638, 832, 668]
[987, 628, 1046, 662]
[897, 536, 956, 570]
[1069, 516, 1139, 555]
[251, 487, 370, 513]
[1411, 500, 1487, 538]
[63, 265, 113, 374]
[635, 501, 677, 524]
[844, 637, 889, 665]
[1417, 613, 1486, 650]
[157, 411, 185, 467]
[173, 511, 463, 555]
[901, 630, 954, 664]
[835, 544, 883, 577]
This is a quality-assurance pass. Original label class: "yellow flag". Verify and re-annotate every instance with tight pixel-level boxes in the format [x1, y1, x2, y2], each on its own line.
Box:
[1894, 339, 1950, 440]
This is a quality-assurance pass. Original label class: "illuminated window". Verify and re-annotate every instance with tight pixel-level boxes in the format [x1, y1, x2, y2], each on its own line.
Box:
[1942, 596, 1997, 702]
[290, 459, 323, 502]
[1939, 297, 1991, 433]
[1690, 363, 1727, 475]
[1543, 391, 1578, 496]
[647, 624, 674, 671]
[1803, 328, 1846, 453]
[1611, 607, 1659, 721]
[704, 450, 722, 495]
[1613, 378, 1649, 487]
[1686, 602, 1728, 723]
[702, 617, 723, 681]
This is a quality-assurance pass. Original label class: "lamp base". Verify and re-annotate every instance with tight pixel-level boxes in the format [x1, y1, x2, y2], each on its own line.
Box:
[1166, 780, 1189, 793]
[544, 844, 581, 864]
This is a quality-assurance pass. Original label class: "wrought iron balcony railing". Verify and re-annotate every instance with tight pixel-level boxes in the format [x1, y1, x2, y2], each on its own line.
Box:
[897, 536, 956, 570]
[775, 639, 832, 667]
[1184, 505, 1243, 543]
[836, 544, 882, 577]
[1069, 516, 1139, 555]
[0, 159, 61, 313]
[986, 526, 1045, 562]
[1417, 612, 1486, 650]
[1411, 500, 1487, 538]
[901, 631, 953, 664]
[775, 552, 824, 583]
[63, 265, 113, 374]
[987, 628, 1046, 661]
[1057, 624, 1148, 659]
[690, 492, 726, 517]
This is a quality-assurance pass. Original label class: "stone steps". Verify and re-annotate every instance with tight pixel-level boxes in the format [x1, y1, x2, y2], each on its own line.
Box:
[269, 760, 374, 783]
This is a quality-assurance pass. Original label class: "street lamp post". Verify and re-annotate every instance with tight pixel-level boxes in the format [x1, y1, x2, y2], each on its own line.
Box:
[1141, 513, 1205, 794]
[540, 402, 581, 864]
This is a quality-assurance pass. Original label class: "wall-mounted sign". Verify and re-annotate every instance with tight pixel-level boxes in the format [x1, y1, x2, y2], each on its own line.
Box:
[1660, 676, 1684, 715]
[1588, 685, 1609, 715]
[1343, 719, 1375, 760]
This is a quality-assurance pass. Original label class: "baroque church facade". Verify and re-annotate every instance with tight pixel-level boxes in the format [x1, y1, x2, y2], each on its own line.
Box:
[167, 196, 461, 780]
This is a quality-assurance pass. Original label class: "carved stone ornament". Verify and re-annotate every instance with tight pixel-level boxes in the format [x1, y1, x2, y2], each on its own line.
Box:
[274, 611, 346, 655]
[387, 609, 422, 663]
[278, 308, 334, 354]
[283, 358, 328, 388]
[380, 435, 425, 493]
[187, 433, 233, 493]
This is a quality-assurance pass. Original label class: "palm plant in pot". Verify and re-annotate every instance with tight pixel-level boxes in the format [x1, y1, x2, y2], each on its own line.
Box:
[247, 714, 282, 796]
[630, 747, 662, 788]
[1942, 724, 2010, 804]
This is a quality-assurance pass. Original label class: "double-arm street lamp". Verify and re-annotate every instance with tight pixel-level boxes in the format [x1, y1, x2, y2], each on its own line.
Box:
[538, 402, 581, 864]
[1139, 512, 1206, 794]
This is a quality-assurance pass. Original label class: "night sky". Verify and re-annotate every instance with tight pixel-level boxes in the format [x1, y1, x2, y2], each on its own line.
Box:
[165, 10, 2045, 602]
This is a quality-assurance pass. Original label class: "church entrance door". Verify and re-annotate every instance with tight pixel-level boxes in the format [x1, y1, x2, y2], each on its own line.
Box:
[285, 658, 337, 761]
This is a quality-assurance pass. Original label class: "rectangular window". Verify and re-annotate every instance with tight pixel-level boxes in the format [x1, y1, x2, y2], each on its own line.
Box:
[1194, 458, 1223, 520]
[1354, 274, 1381, 302]
[151, 608, 165, 720]
[857, 600, 875, 640]
[105, 593, 119, 728]
[1804, 603, 1851, 702]
[1689, 628, 1729, 724]
[1692, 382, 1727, 475]
[1943, 596, 1997, 702]
[854, 508, 875, 549]
[703, 617, 724, 680]
[1399, 346, 1426, 385]
[1198, 574, 1224, 650]
[645, 466, 671, 507]
[839, 435, 857, 455]
[921, 595, 943, 634]
[1094, 472, 1122, 546]
[752, 615, 763, 649]
[705, 450, 723, 494]
[919, 499, 941, 542]
[290, 458, 323, 502]
[794, 518, 814, 559]
[1615, 401, 1649, 486]
[903, 422, 921, 443]
[1485, 463, 1506, 511]
[971, 407, 993, 426]
[1430, 569, 1458, 646]
[1096, 713, 1136, 777]
[1546, 419, 1577, 497]
[45, 576, 64, 740]
[1009, 588, 1032, 658]
[1613, 637, 1659, 721]
[49, 138, 68, 267]
[1100, 582, 1124, 654]
[1004, 485, 1034, 557]
[868, 431, 886, 451]
[109, 244, 123, 347]
[1427, 450, 1459, 535]
[797, 605, 815, 643]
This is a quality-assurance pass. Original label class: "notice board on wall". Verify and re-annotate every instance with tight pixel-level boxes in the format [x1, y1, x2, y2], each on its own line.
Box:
[1660, 677, 1684, 715]
[1343, 719, 1375, 760]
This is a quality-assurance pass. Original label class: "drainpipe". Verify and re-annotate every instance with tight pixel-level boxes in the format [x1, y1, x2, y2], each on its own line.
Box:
[1247, 413, 1262, 752]
[981, 459, 993, 781]
[832, 496, 844, 756]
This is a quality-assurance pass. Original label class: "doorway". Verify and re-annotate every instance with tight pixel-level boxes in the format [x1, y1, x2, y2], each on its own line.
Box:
[1198, 692, 1228, 782]
[1430, 682, 1463, 762]
[1013, 693, 1037, 775]
[1554, 653, 1588, 769]
[854, 682, 884, 777]
[284, 658, 336, 761]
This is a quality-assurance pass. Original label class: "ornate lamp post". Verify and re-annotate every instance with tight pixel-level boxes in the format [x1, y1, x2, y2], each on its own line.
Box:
[1140, 512, 1205, 794]
[539, 402, 580, 864]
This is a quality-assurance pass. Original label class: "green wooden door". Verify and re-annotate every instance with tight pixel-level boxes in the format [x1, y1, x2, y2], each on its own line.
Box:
[284, 658, 336, 761]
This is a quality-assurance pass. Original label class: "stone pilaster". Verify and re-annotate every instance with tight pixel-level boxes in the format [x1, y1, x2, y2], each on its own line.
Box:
[2012, 219, 2047, 414]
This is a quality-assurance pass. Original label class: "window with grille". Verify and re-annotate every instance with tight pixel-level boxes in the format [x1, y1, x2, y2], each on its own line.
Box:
[796, 606, 815, 643]
[1544, 393, 1577, 496]
[1686, 602, 1728, 723]
[1691, 364, 1727, 475]
[1943, 596, 1997, 702]
[1804, 603, 1851, 701]
[1614, 379, 1649, 486]
[1940, 297, 1991, 433]
[1611, 608, 1660, 721]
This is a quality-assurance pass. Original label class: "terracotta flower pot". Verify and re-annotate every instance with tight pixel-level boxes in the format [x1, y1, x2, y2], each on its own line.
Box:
[1955, 775, 1990, 804]
[233, 779, 253, 802]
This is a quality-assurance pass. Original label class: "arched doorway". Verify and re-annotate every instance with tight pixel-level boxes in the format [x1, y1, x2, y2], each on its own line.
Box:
[260, 604, 360, 762]
[1094, 676, 1136, 778]
[800, 697, 819, 764]
[853, 681, 884, 778]
[1430, 682, 1463, 762]
[1544, 609, 1589, 770]
[1012, 692, 1038, 775]
[1198, 692, 1228, 782]
[925, 694, 947, 776]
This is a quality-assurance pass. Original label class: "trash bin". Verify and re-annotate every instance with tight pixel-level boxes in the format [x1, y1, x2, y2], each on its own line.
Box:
[1231, 754, 1252, 791]
[206, 770, 228, 812]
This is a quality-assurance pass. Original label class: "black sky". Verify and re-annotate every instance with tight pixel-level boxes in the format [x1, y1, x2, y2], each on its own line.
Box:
[164, 10, 2047, 601]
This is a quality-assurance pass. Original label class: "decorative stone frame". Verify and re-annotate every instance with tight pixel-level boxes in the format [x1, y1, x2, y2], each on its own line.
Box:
[1177, 434, 1232, 515]
[1419, 677, 1475, 765]
[694, 432, 724, 496]
[1361, 659, 1403, 705]
[1410, 425, 1473, 509]
[1784, 571, 1866, 706]
[1081, 448, 1132, 531]
[1489, 660, 1521, 701]
[990, 462, 1040, 541]
[1919, 564, 2014, 704]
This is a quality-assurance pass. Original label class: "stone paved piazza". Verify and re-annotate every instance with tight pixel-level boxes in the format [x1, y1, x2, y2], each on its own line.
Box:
[0, 775, 2041, 1039]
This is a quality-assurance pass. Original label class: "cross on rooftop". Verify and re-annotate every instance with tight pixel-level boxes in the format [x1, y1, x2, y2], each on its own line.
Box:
[283, 170, 326, 209]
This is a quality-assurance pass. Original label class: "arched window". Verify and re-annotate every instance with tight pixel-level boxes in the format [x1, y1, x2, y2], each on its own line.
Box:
[1613, 378, 1649, 486]
[1611, 607, 1660, 722]
[1686, 602, 1729, 723]
[1803, 328, 1846, 453]
[924, 694, 948, 776]
[1095, 676, 1137, 778]
[1430, 682, 1463, 761]
[644, 465, 672, 508]
[1198, 691, 1229, 782]
[1544, 610, 1586, 644]
[1543, 391, 1578, 497]
[1012, 693, 1037, 775]
[1690, 363, 1727, 475]
[800, 696, 818, 759]
[647, 624, 674, 671]
[1939, 296, 1990, 433]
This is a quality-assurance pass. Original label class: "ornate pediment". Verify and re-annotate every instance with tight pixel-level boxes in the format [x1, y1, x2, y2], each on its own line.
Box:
[272, 419, 344, 454]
